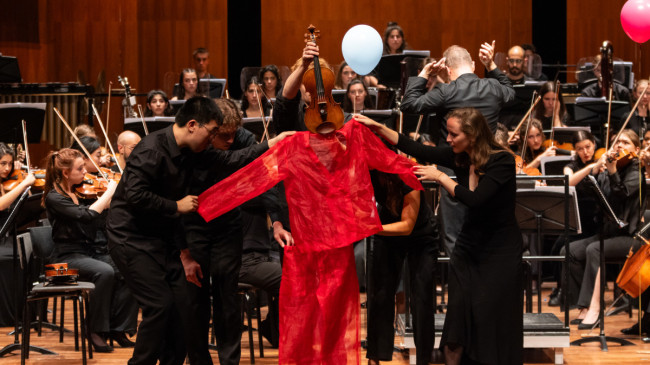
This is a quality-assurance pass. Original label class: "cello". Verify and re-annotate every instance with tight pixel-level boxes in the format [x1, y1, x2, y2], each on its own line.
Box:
[302, 25, 344, 134]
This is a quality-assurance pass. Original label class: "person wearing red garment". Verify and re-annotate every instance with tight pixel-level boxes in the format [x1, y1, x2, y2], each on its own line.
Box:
[198, 118, 422, 364]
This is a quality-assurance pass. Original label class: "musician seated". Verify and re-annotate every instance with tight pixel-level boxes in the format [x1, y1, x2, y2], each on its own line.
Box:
[343, 79, 374, 114]
[334, 61, 358, 90]
[0, 142, 35, 218]
[382, 22, 410, 55]
[621, 79, 649, 134]
[111, 131, 141, 173]
[193, 47, 212, 80]
[560, 129, 645, 328]
[72, 124, 97, 142]
[42, 148, 138, 352]
[144, 90, 173, 117]
[505, 45, 532, 85]
[241, 78, 270, 118]
[580, 54, 631, 101]
[517, 119, 570, 171]
[521, 43, 548, 81]
[259, 64, 283, 101]
[532, 81, 569, 129]
[70, 136, 111, 175]
[171, 68, 201, 101]
[548, 131, 602, 306]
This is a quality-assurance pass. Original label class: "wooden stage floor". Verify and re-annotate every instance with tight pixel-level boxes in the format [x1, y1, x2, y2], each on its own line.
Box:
[2, 285, 650, 364]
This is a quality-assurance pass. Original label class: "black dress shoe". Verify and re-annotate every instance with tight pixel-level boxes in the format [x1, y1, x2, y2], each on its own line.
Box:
[570, 318, 583, 325]
[549, 293, 562, 307]
[89, 332, 113, 353]
[578, 319, 600, 330]
[621, 322, 641, 335]
[110, 331, 135, 348]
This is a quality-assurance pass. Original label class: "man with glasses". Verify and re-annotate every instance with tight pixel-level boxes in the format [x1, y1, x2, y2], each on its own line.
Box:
[505, 45, 530, 85]
[110, 130, 141, 173]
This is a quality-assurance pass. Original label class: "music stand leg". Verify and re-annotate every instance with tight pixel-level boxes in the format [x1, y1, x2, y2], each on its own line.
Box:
[570, 226, 635, 350]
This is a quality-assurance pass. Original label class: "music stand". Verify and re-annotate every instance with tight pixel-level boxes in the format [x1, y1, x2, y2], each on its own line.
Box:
[0, 103, 46, 144]
[332, 89, 346, 105]
[500, 84, 540, 129]
[242, 117, 273, 141]
[374, 54, 426, 89]
[169, 100, 186, 115]
[0, 56, 22, 83]
[570, 175, 635, 350]
[516, 179, 580, 314]
[124, 117, 175, 137]
[573, 99, 629, 142]
[0, 188, 55, 357]
[540, 156, 573, 186]
[199, 78, 226, 98]
[360, 109, 398, 131]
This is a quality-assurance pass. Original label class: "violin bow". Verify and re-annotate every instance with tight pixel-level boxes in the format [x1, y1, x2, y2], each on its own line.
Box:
[104, 81, 112, 150]
[508, 93, 541, 144]
[253, 81, 270, 142]
[610, 80, 649, 148]
[413, 115, 424, 141]
[519, 92, 538, 167]
[137, 104, 150, 136]
[21, 120, 31, 174]
[53, 107, 108, 180]
[91, 104, 124, 174]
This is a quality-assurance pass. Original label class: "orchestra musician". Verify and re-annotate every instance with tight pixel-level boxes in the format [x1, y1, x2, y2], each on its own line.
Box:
[639, 129, 650, 179]
[504, 45, 531, 85]
[517, 119, 570, 171]
[560, 129, 645, 328]
[342, 79, 374, 113]
[622, 78, 649, 135]
[400, 41, 514, 256]
[241, 78, 269, 118]
[357, 107, 524, 365]
[0, 142, 35, 216]
[42, 147, 139, 352]
[365, 169, 438, 365]
[111, 131, 142, 173]
[259, 64, 283, 101]
[580, 54, 631, 101]
[144, 90, 174, 117]
[334, 61, 358, 90]
[172, 68, 201, 101]
[382, 22, 409, 55]
[549, 131, 602, 306]
[193, 47, 213, 80]
[532, 81, 569, 130]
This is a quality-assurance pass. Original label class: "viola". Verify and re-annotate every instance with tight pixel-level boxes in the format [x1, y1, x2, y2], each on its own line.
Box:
[302, 24, 344, 134]
[2, 169, 27, 192]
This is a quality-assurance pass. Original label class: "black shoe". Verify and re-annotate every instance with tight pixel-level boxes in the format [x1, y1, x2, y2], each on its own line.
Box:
[621, 322, 641, 335]
[89, 332, 113, 353]
[549, 290, 562, 307]
[570, 318, 583, 325]
[110, 331, 135, 348]
[549, 288, 560, 299]
[578, 319, 600, 330]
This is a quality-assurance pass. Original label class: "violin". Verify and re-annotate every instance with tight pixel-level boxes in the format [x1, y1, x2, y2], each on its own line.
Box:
[541, 139, 573, 151]
[515, 155, 541, 176]
[607, 148, 638, 169]
[74, 169, 120, 199]
[302, 24, 344, 134]
[44, 263, 79, 284]
[2, 169, 28, 192]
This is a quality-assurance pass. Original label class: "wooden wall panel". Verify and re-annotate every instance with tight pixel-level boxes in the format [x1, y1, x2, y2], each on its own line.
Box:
[567, 0, 650, 83]
[0, 0, 228, 160]
[261, 0, 533, 78]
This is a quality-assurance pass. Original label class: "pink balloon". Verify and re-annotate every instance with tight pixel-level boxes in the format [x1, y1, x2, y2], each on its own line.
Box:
[621, 0, 650, 43]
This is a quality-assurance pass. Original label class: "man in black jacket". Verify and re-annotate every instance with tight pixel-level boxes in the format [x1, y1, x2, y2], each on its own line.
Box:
[400, 42, 515, 255]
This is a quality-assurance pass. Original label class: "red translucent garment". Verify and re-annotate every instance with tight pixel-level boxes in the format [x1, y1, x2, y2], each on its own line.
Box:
[198, 119, 422, 364]
[198, 119, 423, 251]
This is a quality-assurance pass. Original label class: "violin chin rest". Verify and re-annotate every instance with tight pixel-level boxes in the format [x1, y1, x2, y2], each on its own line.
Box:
[315, 122, 335, 135]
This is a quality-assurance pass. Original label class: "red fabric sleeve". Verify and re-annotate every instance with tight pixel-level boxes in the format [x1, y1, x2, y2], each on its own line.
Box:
[197, 138, 288, 222]
[354, 120, 424, 191]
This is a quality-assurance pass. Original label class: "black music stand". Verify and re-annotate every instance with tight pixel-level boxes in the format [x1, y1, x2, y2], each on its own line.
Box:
[0, 56, 22, 83]
[374, 54, 426, 89]
[516, 180, 580, 314]
[199, 78, 227, 98]
[573, 99, 629, 143]
[360, 109, 398, 131]
[242, 117, 273, 141]
[570, 175, 635, 350]
[0, 103, 46, 144]
[0, 188, 55, 357]
[124, 117, 175, 137]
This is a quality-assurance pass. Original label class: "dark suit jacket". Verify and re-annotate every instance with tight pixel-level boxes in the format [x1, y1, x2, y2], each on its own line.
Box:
[400, 69, 515, 145]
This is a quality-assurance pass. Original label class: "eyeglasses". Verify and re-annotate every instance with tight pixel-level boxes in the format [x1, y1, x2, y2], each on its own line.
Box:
[507, 58, 524, 65]
[200, 124, 220, 139]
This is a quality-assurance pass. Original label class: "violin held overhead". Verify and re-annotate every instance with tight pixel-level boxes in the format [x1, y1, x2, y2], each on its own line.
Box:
[302, 24, 345, 135]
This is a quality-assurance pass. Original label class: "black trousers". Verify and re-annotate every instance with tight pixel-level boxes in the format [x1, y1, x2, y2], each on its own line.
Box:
[239, 251, 281, 346]
[366, 234, 437, 365]
[110, 244, 196, 365]
[186, 231, 243, 365]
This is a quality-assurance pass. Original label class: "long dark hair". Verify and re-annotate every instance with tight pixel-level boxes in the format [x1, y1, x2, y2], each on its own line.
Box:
[571, 130, 596, 165]
[450, 108, 507, 169]
[177, 68, 199, 100]
[144, 89, 173, 117]
[258, 65, 282, 95]
[0, 143, 15, 182]
[241, 78, 268, 116]
[383, 22, 408, 55]
[342, 79, 373, 113]
[42, 148, 83, 207]
[533, 81, 566, 121]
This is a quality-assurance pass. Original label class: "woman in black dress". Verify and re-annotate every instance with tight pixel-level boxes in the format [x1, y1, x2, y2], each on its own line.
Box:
[357, 107, 523, 364]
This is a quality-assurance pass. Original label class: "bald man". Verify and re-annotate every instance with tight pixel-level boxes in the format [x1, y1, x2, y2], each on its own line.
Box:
[111, 130, 142, 172]
[505, 45, 530, 85]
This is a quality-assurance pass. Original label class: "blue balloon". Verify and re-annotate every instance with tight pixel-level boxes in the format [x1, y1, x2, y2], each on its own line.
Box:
[341, 25, 382, 76]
